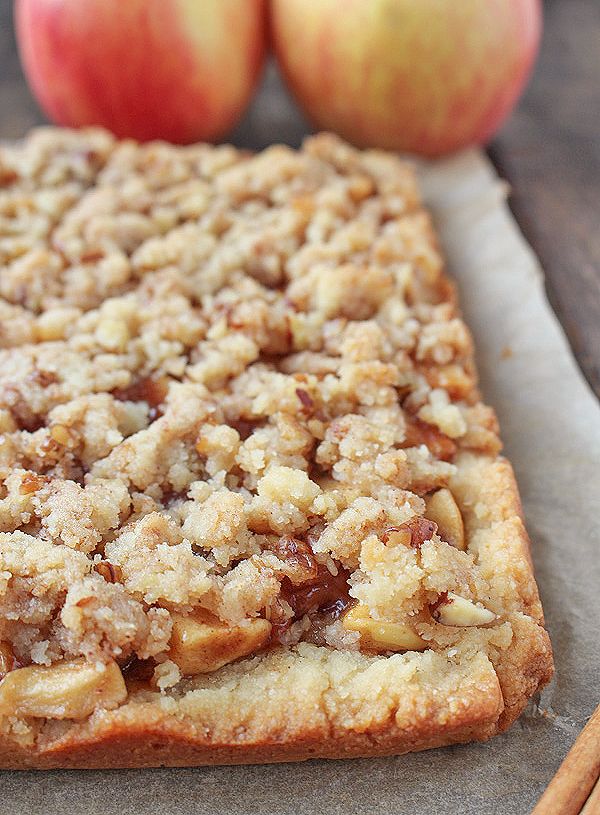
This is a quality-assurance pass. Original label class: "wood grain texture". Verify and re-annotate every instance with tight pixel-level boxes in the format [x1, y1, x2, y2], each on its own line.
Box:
[0, 0, 598, 399]
[490, 0, 600, 401]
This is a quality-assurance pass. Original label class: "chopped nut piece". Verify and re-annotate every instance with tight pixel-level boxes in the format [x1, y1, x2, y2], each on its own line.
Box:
[19, 472, 49, 495]
[382, 517, 437, 549]
[342, 605, 427, 652]
[94, 560, 123, 584]
[424, 488, 466, 550]
[80, 249, 105, 263]
[0, 659, 127, 719]
[168, 611, 272, 675]
[112, 377, 169, 409]
[402, 415, 457, 461]
[431, 592, 496, 627]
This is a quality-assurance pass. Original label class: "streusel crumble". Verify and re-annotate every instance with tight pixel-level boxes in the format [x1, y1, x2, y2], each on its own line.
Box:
[0, 129, 552, 767]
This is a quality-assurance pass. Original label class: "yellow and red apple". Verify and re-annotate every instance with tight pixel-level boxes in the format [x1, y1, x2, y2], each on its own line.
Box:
[271, 0, 542, 157]
[16, 0, 267, 143]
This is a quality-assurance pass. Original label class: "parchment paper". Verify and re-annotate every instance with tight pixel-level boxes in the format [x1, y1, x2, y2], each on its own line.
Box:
[2, 113, 600, 815]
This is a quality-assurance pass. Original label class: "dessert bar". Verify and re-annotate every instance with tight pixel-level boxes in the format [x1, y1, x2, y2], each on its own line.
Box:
[0, 129, 553, 767]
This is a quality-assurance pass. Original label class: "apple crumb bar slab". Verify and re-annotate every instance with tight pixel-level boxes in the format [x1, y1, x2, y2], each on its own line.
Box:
[0, 128, 552, 768]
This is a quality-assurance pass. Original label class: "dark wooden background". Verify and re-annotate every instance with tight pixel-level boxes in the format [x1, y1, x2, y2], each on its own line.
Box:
[1, 0, 598, 400]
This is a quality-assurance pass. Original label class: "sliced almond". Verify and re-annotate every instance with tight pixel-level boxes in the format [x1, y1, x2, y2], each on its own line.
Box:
[169, 610, 272, 676]
[343, 604, 427, 652]
[0, 659, 126, 719]
[424, 488, 466, 550]
[432, 592, 496, 627]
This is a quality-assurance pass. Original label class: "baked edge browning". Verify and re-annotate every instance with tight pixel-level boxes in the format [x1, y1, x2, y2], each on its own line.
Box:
[0, 453, 553, 769]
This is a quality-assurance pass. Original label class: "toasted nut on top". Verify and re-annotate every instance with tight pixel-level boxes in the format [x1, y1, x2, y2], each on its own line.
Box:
[382, 517, 437, 549]
[168, 610, 272, 676]
[0, 659, 127, 719]
[94, 560, 123, 583]
[19, 472, 49, 495]
[432, 593, 496, 627]
[342, 605, 427, 652]
[424, 488, 466, 551]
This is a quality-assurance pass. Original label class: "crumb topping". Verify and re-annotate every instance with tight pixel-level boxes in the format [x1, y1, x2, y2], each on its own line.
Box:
[0, 129, 505, 701]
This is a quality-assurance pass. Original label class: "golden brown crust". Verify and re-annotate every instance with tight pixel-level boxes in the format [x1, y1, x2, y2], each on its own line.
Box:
[1, 652, 505, 769]
[0, 452, 552, 768]
[451, 454, 553, 731]
[451, 453, 545, 624]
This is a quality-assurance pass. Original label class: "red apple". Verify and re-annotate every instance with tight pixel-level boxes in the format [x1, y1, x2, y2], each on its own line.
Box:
[270, 0, 541, 157]
[16, 0, 267, 143]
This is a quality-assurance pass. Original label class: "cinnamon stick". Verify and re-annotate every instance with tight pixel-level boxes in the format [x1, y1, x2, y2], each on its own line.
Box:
[581, 778, 600, 815]
[532, 703, 600, 815]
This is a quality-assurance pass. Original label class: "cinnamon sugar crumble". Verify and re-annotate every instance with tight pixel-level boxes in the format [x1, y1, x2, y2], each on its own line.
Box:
[0, 128, 504, 689]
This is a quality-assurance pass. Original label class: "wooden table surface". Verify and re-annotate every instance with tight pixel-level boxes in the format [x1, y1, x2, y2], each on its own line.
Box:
[1, 0, 598, 400]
